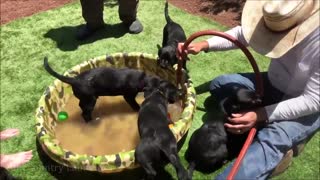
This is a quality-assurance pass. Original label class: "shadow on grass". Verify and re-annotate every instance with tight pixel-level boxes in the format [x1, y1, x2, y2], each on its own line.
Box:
[194, 80, 219, 117]
[200, 96, 224, 126]
[44, 23, 128, 51]
[36, 131, 188, 180]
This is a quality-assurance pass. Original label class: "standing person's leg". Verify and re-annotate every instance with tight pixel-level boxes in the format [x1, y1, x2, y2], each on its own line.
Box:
[118, 0, 143, 34]
[77, 0, 104, 40]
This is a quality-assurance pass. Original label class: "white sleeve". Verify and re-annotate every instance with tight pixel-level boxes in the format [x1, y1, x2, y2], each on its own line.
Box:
[265, 69, 320, 121]
[205, 26, 249, 51]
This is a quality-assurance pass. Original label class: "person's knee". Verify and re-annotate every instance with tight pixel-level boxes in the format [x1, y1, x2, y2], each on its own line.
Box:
[258, 123, 293, 153]
[209, 75, 231, 93]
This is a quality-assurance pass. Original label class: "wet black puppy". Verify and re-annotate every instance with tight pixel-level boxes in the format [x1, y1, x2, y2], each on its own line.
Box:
[44, 57, 148, 123]
[135, 77, 188, 180]
[0, 167, 18, 180]
[186, 86, 261, 178]
[158, 1, 187, 69]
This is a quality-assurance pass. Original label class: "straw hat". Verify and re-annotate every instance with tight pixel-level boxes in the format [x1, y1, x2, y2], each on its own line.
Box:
[242, 0, 319, 58]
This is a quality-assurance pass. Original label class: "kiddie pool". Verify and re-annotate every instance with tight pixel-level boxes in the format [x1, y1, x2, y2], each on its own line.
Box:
[35, 52, 196, 173]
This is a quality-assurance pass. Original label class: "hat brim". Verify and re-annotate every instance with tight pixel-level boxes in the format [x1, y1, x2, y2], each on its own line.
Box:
[242, 0, 319, 58]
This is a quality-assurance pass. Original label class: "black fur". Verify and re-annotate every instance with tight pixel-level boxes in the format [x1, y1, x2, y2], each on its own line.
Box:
[135, 78, 188, 180]
[185, 118, 228, 175]
[186, 86, 262, 177]
[220, 87, 262, 117]
[157, 1, 187, 69]
[44, 57, 149, 123]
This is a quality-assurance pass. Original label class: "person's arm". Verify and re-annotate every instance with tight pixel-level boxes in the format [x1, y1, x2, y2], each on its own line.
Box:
[265, 69, 320, 121]
[206, 25, 249, 51]
[177, 26, 249, 55]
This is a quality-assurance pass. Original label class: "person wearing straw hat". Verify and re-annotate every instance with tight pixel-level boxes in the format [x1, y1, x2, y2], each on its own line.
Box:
[178, 0, 319, 179]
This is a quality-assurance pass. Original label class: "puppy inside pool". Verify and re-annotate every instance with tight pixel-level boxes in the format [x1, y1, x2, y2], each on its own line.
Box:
[55, 93, 183, 155]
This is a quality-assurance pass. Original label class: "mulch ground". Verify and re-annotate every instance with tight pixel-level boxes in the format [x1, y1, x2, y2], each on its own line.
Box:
[0, 0, 74, 25]
[0, 0, 244, 27]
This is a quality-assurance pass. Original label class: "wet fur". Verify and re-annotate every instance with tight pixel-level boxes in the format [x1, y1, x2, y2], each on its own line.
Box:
[44, 57, 148, 123]
[135, 78, 188, 180]
[186, 86, 262, 177]
[157, 1, 187, 69]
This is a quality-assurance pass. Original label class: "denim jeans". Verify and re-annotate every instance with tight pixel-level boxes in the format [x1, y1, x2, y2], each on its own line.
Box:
[208, 72, 320, 180]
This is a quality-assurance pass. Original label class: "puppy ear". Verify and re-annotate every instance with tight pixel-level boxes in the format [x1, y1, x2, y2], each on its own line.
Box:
[220, 98, 234, 116]
[142, 86, 154, 98]
[157, 44, 161, 50]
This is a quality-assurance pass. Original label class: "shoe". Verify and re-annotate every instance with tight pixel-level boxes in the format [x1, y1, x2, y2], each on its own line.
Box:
[293, 140, 307, 157]
[76, 24, 104, 40]
[126, 19, 143, 34]
[270, 149, 293, 177]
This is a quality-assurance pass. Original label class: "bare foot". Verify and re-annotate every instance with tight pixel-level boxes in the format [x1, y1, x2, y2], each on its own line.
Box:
[0, 150, 33, 169]
[0, 129, 20, 140]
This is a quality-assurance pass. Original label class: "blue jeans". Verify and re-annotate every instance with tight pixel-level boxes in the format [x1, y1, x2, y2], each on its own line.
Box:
[209, 73, 320, 180]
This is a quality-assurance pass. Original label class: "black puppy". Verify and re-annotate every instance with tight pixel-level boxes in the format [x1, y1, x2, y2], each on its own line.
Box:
[44, 57, 148, 123]
[221, 86, 262, 157]
[0, 167, 19, 180]
[158, 1, 187, 69]
[185, 117, 228, 176]
[186, 86, 261, 177]
[135, 77, 188, 180]
[220, 86, 262, 117]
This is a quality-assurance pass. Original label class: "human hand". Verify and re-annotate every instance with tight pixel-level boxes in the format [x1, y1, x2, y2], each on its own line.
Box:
[224, 108, 268, 134]
[176, 41, 209, 59]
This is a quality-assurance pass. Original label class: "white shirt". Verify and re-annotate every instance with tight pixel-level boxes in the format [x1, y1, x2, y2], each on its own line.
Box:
[206, 26, 320, 121]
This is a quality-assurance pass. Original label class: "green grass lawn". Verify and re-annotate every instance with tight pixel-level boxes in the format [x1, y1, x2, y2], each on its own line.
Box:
[0, 0, 319, 179]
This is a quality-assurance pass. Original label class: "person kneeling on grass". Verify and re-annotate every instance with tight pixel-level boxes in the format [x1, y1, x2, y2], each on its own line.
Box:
[178, 0, 319, 179]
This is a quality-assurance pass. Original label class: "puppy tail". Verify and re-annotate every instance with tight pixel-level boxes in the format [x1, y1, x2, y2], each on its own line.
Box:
[43, 57, 78, 85]
[187, 161, 196, 179]
[164, 1, 172, 23]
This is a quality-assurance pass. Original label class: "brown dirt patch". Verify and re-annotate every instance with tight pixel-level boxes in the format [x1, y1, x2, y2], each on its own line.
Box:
[168, 0, 245, 27]
[0, 0, 74, 25]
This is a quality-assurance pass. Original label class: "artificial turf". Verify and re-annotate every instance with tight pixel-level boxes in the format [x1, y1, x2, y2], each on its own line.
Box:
[0, 0, 319, 179]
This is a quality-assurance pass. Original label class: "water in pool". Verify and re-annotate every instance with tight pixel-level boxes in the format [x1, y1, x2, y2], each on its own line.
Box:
[55, 93, 183, 155]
